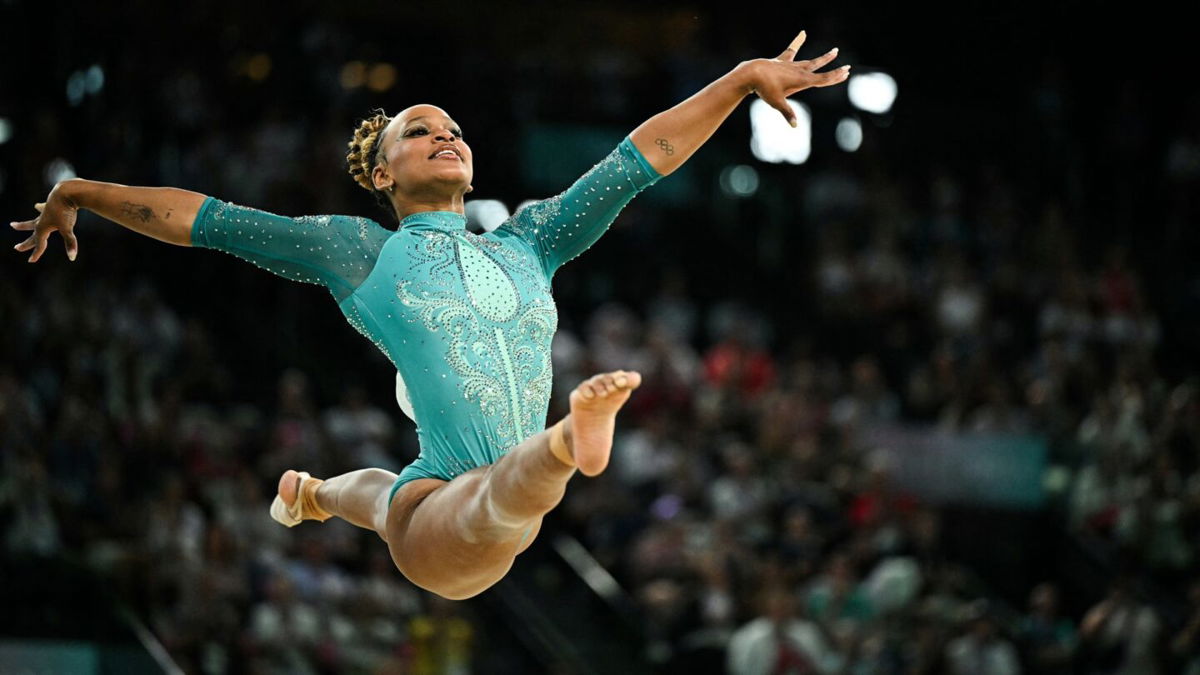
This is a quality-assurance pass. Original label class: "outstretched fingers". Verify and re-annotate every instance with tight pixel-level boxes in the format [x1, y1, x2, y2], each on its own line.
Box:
[764, 31, 852, 124]
[764, 93, 799, 128]
[62, 230, 79, 261]
[10, 204, 43, 256]
[811, 64, 852, 87]
[11, 222, 38, 254]
[27, 231, 52, 263]
[777, 30, 807, 62]
[11, 220, 52, 262]
[802, 47, 840, 72]
[11, 201, 77, 262]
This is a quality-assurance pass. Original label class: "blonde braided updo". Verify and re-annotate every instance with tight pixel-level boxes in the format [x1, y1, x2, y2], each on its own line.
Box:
[346, 110, 394, 216]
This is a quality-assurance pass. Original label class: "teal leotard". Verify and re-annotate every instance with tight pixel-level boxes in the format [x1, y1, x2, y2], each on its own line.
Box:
[191, 136, 662, 503]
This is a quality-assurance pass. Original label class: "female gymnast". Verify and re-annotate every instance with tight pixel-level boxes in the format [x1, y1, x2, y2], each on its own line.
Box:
[11, 31, 848, 599]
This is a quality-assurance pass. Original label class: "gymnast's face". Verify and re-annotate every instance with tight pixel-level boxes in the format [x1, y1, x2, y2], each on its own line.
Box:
[373, 104, 474, 200]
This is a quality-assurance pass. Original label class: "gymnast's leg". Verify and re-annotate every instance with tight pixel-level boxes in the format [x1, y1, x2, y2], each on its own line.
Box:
[274, 369, 640, 600]
[389, 369, 641, 599]
[273, 467, 398, 539]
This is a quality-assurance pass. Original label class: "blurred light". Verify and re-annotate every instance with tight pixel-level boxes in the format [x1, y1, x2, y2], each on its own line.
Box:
[749, 98, 810, 164]
[718, 164, 760, 197]
[246, 53, 272, 81]
[366, 63, 397, 92]
[465, 199, 510, 233]
[66, 71, 86, 106]
[85, 64, 105, 94]
[44, 158, 76, 187]
[848, 71, 898, 114]
[836, 117, 863, 152]
[650, 494, 683, 520]
[340, 61, 366, 90]
[1043, 465, 1071, 494]
[0, 117, 11, 145]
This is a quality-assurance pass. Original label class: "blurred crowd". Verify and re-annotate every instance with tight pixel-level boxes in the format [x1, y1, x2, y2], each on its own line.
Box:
[3, 3, 1200, 675]
[0, 275, 479, 674]
[553, 238, 1199, 673]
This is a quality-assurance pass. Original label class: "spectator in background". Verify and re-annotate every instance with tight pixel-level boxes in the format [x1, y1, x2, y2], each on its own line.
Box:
[708, 440, 771, 532]
[408, 596, 474, 675]
[143, 475, 206, 572]
[1079, 579, 1162, 675]
[830, 356, 900, 429]
[703, 321, 776, 400]
[323, 384, 396, 470]
[846, 451, 918, 532]
[727, 586, 838, 675]
[776, 505, 826, 581]
[2, 456, 61, 557]
[934, 254, 987, 344]
[1171, 582, 1200, 675]
[945, 603, 1021, 675]
[1018, 583, 1076, 675]
[1070, 451, 1131, 536]
[587, 303, 647, 374]
[646, 267, 699, 344]
[247, 573, 323, 674]
[805, 552, 874, 629]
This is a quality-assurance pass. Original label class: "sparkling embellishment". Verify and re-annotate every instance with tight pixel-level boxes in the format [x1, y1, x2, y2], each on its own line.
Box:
[195, 139, 661, 486]
[389, 214, 559, 452]
[503, 138, 661, 271]
[196, 199, 390, 300]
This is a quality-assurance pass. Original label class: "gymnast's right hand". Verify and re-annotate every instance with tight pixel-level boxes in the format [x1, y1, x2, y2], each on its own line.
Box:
[10, 181, 80, 263]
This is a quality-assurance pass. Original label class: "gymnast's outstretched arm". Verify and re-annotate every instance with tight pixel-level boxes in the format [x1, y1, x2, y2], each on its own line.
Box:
[501, 30, 850, 276]
[11, 178, 390, 301]
[628, 29, 849, 176]
[12, 178, 206, 260]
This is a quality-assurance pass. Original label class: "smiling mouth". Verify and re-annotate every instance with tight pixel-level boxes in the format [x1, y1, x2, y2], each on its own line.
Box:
[429, 149, 462, 161]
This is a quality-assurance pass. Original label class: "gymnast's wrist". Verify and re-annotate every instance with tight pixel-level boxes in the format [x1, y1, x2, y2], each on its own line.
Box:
[53, 178, 95, 211]
[729, 60, 765, 97]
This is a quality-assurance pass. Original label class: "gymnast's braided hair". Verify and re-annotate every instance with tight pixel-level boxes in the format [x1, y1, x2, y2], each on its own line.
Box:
[346, 110, 396, 221]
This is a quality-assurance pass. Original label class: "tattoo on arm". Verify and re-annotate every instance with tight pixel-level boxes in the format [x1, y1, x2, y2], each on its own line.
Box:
[655, 138, 675, 156]
[164, 209, 173, 220]
[120, 201, 155, 223]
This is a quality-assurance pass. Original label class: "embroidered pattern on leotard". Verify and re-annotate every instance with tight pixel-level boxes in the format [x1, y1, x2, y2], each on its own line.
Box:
[396, 229, 557, 450]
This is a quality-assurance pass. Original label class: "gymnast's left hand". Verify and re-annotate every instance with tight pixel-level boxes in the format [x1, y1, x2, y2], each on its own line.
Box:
[740, 30, 851, 128]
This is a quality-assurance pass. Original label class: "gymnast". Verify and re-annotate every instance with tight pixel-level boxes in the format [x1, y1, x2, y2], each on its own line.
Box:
[11, 31, 848, 599]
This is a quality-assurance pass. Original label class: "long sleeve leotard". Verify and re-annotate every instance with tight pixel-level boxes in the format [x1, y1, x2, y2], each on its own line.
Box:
[191, 136, 661, 489]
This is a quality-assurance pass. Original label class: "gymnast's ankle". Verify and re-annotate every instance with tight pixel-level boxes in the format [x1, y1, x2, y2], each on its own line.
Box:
[549, 418, 575, 468]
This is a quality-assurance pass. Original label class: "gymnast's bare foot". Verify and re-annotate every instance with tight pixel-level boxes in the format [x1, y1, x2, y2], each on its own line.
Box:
[566, 370, 641, 477]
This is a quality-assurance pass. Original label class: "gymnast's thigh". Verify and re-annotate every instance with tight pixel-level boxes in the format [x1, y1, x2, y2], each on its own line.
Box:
[385, 468, 533, 600]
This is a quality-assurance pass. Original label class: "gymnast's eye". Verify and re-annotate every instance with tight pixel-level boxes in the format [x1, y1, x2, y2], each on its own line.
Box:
[404, 127, 428, 137]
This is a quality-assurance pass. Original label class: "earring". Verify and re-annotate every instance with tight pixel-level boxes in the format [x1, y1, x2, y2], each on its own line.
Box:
[388, 184, 395, 193]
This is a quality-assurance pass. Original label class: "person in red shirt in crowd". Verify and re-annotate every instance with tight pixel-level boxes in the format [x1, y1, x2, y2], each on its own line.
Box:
[704, 324, 776, 399]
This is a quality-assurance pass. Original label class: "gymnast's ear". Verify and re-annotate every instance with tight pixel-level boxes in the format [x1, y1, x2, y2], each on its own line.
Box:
[372, 163, 394, 193]
[465, 185, 474, 194]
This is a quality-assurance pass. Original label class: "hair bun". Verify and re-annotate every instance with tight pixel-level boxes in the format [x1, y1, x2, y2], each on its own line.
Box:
[346, 111, 391, 193]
